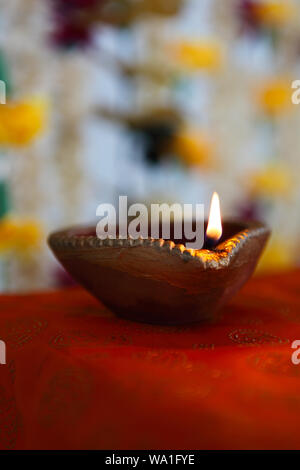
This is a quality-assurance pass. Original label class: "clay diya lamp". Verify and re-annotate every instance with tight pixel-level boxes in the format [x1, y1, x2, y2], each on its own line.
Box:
[48, 200, 270, 325]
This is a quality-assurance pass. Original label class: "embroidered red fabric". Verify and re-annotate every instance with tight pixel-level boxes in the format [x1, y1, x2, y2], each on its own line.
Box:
[0, 271, 300, 450]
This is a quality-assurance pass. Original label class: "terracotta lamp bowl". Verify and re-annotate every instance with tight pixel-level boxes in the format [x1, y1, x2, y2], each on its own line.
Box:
[48, 220, 270, 325]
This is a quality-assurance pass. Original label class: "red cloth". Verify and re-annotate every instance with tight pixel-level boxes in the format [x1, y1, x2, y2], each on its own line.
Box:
[1, 270, 300, 450]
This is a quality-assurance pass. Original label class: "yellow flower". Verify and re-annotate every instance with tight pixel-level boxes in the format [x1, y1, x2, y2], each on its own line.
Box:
[258, 79, 292, 116]
[0, 218, 43, 254]
[253, 0, 294, 27]
[0, 219, 19, 253]
[171, 40, 222, 71]
[14, 220, 43, 253]
[173, 129, 214, 167]
[256, 237, 295, 274]
[0, 98, 47, 146]
[250, 165, 292, 198]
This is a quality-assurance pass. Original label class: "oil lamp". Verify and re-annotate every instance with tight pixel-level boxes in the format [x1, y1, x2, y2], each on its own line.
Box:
[48, 194, 270, 325]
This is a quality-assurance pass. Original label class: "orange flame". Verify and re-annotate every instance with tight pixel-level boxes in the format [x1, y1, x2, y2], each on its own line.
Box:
[206, 192, 222, 242]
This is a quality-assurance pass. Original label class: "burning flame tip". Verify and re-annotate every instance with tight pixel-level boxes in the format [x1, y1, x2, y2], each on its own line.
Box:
[206, 191, 222, 242]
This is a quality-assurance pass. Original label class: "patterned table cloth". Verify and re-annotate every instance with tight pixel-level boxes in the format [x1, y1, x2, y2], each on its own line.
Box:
[1, 270, 300, 450]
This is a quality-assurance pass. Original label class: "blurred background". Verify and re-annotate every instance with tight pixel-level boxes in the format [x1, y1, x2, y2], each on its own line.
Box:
[0, 0, 299, 292]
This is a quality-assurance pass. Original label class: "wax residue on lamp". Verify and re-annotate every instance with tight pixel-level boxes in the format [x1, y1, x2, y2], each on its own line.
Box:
[206, 192, 222, 243]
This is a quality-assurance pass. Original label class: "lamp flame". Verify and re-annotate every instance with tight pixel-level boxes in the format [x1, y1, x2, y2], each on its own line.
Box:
[206, 192, 222, 242]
